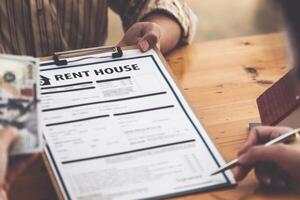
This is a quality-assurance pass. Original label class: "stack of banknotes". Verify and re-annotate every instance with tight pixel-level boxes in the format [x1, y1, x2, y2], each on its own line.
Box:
[0, 54, 42, 155]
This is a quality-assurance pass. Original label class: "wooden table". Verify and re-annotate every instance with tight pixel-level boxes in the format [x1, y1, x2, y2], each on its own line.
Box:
[10, 33, 300, 200]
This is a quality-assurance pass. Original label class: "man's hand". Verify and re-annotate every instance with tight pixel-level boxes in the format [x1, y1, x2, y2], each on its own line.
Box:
[0, 128, 38, 200]
[234, 126, 300, 189]
[118, 14, 181, 54]
[118, 22, 161, 52]
[0, 128, 17, 200]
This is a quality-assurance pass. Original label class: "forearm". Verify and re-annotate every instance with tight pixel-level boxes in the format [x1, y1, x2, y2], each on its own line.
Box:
[144, 13, 181, 54]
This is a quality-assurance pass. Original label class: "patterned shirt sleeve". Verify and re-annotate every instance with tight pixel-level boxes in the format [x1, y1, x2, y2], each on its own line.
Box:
[108, 0, 197, 44]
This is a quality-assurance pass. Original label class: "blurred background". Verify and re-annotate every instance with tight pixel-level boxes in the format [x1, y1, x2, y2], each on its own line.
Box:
[106, 0, 283, 45]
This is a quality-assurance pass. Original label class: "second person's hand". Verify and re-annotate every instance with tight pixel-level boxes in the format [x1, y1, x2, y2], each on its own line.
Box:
[0, 127, 39, 200]
[234, 126, 300, 189]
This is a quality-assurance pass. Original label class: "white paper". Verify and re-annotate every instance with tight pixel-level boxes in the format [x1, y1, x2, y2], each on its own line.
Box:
[40, 49, 235, 200]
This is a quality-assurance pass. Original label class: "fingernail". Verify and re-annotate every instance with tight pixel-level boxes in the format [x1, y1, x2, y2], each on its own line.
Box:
[139, 40, 149, 52]
[237, 156, 244, 163]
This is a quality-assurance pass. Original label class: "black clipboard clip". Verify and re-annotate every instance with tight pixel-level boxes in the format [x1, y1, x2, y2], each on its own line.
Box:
[52, 46, 123, 66]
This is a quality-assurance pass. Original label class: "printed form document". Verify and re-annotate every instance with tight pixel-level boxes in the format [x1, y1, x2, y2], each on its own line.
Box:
[40, 48, 235, 200]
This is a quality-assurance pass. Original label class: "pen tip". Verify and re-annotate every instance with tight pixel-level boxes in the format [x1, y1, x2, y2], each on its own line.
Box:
[210, 171, 218, 176]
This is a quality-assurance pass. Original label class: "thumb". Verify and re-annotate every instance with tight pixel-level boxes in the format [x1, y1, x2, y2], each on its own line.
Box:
[0, 188, 8, 200]
[238, 145, 284, 165]
[0, 128, 18, 186]
[138, 31, 160, 52]
[0, 128, 18, 152]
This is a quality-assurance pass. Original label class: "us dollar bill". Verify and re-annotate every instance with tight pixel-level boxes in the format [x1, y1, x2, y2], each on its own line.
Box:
[0, 54, 43, 155]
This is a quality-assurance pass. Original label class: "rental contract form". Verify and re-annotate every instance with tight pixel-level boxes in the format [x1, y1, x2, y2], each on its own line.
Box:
[40, 49, 235, 200]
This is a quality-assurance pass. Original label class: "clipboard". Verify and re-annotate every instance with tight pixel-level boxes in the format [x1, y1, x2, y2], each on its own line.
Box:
[40, 45, 235, 200]
[41, 46, 124, 200]
[41, 45, 174, 200]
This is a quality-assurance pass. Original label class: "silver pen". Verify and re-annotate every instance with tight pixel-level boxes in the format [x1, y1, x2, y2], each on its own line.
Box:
[210, 128, 300, 176]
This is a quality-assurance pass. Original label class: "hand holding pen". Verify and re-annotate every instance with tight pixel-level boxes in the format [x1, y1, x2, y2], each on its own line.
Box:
[213, 126, 300, 190]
